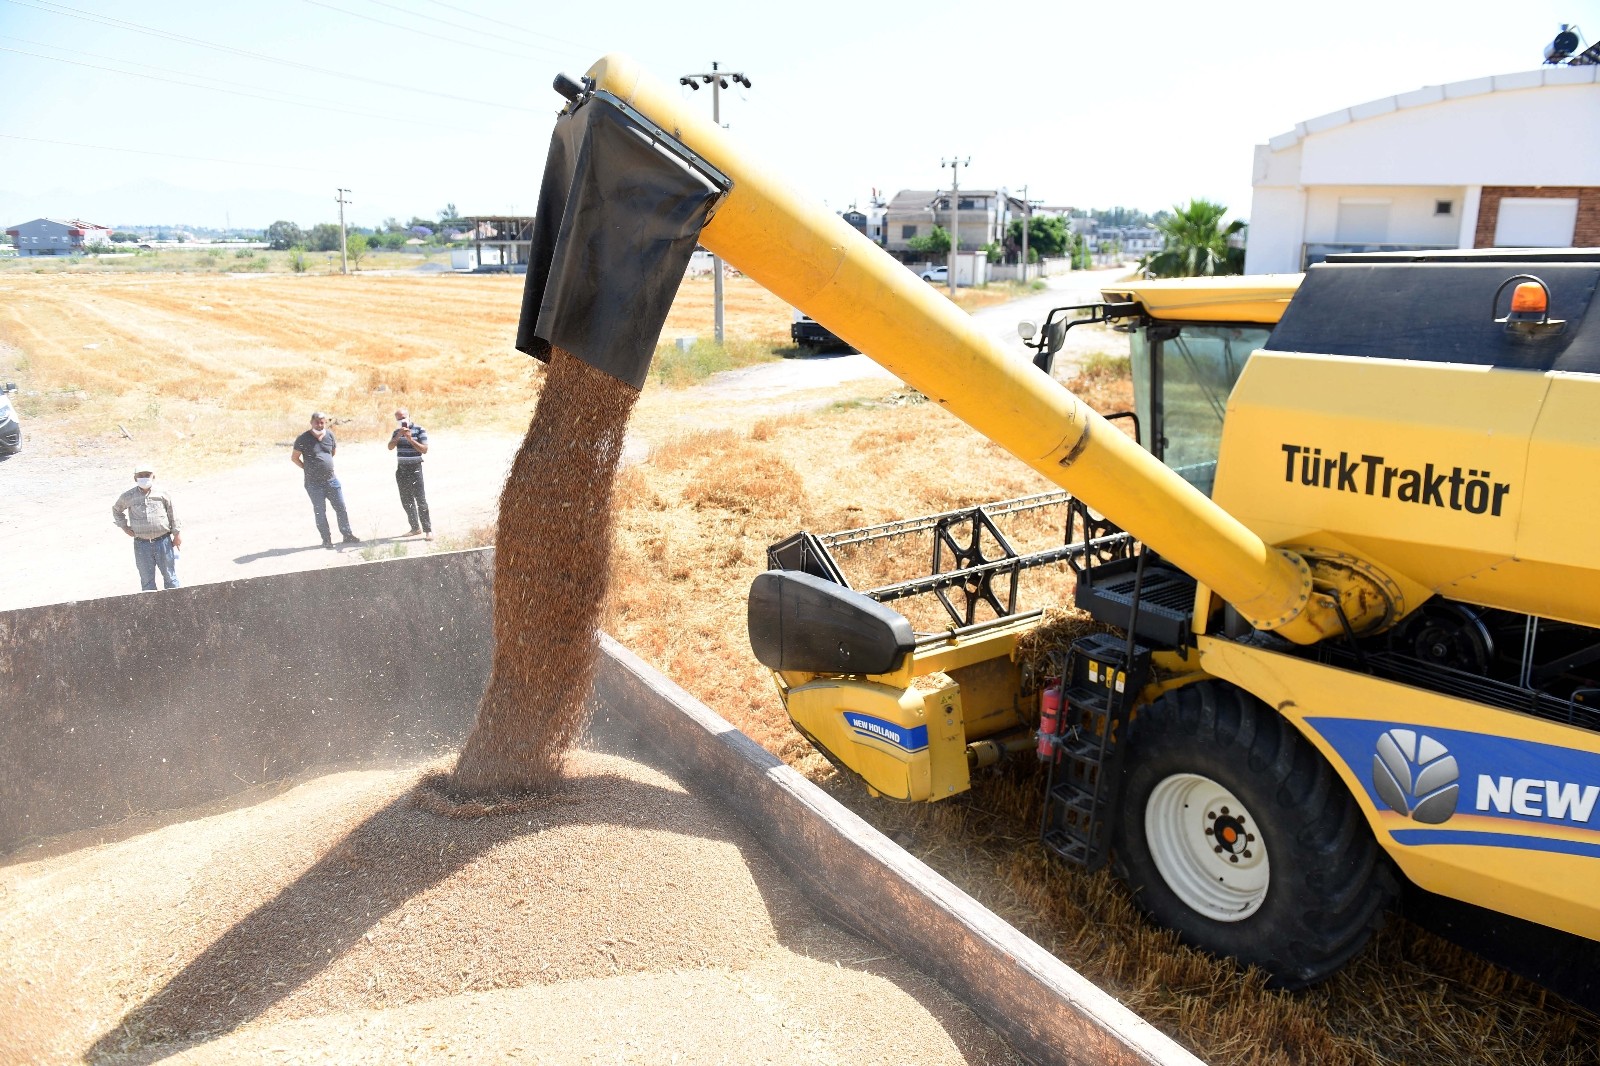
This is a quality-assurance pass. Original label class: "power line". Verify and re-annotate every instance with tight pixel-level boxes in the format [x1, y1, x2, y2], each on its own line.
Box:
[0, 42, 491, 131]
[353, 0, 598, 56]
[299, 0, 574, 63]
[412, 0, 597, 53]
[0, 132, 334, 174]
[1, 0, 542, 113]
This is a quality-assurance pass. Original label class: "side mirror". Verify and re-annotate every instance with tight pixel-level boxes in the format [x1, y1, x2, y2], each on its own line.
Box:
[1017, 320, 1037, 342]
[1043, 319, 1068, 356]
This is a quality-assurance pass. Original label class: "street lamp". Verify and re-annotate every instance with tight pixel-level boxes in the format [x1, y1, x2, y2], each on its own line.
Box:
[679, 61, 752, 346]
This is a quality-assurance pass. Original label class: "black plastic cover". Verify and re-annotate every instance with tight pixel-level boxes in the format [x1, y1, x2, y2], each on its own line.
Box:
[1266, 258, 1600, 373]
[765, 531, 850, 586]
[748, 570, 915, 676]
[517, 91, 730, 390]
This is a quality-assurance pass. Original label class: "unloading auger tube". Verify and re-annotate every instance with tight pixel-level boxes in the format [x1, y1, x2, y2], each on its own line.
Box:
[522, 53, 1371, 645]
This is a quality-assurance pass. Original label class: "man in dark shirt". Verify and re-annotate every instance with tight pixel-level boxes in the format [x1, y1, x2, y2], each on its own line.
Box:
[387, 406, 433, 539]
[291, 411, 359, 549]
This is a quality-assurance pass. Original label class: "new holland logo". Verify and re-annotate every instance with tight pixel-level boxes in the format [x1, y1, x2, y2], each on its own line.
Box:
[1373, 728, 1460, 824]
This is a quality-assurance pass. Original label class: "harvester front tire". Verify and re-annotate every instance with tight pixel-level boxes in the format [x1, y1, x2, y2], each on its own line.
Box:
[1112, 681, 1397, 987]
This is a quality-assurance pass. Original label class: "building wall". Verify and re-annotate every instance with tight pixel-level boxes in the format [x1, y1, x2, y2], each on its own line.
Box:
[1304, 184, 1466, 243]
[884, 191, 1003, 255]
[1243, 187, 1308, 274]
[1474, 186, 1600, 247]
[5, 218, 112, 256]
[1295, 78, 1600, 187]
[1246, 70, 1600, 274]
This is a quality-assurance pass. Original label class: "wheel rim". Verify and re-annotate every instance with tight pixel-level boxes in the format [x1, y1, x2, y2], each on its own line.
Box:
[1144, 772, 1270, 922]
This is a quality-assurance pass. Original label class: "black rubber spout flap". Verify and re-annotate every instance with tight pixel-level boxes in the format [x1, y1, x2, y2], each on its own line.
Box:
[517, 88, 731, 390]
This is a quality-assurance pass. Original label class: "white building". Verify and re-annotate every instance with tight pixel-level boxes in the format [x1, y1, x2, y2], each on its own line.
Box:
[1245, 67, 1600, 274]
[4, 217, 114, 256]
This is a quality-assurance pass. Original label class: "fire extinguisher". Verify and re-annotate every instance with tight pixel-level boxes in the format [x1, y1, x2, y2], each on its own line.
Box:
[1037, 680, 1063, 762]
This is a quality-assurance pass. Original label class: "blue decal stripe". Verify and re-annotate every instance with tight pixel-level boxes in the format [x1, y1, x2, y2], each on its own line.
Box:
[850, 728, 929, 753]
[1391, 829, 1600, 859]
[843, 713, 929, 753]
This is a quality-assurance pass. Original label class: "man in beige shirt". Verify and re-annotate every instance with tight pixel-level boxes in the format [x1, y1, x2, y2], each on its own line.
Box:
[112, 462, 182, 591]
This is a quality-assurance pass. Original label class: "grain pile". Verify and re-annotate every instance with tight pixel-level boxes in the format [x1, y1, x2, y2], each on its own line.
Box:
[450, 347, 638, 795]
[2, 745, 1018, 1064]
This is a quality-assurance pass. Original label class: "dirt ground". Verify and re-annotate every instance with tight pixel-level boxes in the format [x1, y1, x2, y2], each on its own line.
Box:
[0, 739, 1017, 1065]
[0, 267, 1123, 611]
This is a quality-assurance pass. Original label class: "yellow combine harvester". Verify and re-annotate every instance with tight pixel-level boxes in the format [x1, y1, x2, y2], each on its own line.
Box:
[517, 56, 1600, 1005]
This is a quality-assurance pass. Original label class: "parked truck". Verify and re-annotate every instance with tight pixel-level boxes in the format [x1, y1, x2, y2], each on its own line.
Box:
[518, 56, 1600, 1006]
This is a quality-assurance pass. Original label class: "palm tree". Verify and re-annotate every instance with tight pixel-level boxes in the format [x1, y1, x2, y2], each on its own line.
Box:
[1140, 199, 1245, 278]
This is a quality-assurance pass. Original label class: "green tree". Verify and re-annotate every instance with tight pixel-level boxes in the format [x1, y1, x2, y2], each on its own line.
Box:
[1070, 232, 1093, 270]
[266, 220, 304, 250]
[1005, 214, 1069, 259]
[307, 222, 344, 252]
[906, 225, 951, 257]
[1139, 199, 1245, 278]
[110, 231, 140, 243]
[347, 232, 369, 269]
[289, 245, 308, 273]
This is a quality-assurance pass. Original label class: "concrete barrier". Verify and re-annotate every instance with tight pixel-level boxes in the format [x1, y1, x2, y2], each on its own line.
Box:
[0, 551, 494, 852]
[4, 551, 1198, 1065]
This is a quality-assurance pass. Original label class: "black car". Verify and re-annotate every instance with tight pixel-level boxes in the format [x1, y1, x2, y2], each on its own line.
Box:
[790, 310, 851, 352]
[0, 382, 20, 456]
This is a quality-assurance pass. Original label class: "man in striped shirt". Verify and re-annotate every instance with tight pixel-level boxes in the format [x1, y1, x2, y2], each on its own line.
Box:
[111, 462, 181, 591]
[387, 407, 432, 539]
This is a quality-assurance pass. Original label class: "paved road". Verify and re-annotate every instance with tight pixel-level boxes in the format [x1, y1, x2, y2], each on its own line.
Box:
[699, 262, 1136, 402]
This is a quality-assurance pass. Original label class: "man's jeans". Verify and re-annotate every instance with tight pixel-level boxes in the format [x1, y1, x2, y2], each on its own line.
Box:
[305, 478, 355, 543]
[134, 534, 180, 591]
[396, 464, 431, 533]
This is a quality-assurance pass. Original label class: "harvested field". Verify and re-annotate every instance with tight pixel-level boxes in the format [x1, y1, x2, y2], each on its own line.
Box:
[1, 745, 1017, 1065]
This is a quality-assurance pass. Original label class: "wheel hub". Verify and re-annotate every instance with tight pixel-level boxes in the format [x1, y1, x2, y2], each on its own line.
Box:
[1145, 774, 1270, 922]
[1207, 809, 1254, 862]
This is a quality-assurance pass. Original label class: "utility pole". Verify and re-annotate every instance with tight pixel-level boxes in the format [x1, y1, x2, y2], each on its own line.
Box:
[336, 188, 351, 275]
[679, 62, 752, 346]
[941, 156, 968, 297]
[1021, 184, 1031, 283]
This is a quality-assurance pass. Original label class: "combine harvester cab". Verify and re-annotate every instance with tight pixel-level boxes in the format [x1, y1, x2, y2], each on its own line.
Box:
[517, 56, 1600, 1005]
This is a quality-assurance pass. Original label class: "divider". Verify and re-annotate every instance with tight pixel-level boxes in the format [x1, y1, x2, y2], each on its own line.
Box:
[0, 550, 494, 853]
[593, 635, 1201, 1066]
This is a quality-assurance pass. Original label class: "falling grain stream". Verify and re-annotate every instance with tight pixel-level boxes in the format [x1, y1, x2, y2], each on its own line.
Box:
[447, 346, 640, 797]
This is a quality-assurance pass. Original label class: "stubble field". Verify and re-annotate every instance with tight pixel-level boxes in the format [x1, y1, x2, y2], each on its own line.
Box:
[3, 270, 1597, 1065]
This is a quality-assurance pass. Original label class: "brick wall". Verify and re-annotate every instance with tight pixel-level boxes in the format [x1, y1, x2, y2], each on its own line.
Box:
[1475, 186, 1600, 247]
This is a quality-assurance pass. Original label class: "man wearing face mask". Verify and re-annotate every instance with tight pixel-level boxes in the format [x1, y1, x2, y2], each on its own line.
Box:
[112, 462, 182, 591]
[292, 411, 360, 549]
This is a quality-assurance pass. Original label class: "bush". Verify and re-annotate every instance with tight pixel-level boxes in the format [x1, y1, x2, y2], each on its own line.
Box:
[289, 246, 308, 273]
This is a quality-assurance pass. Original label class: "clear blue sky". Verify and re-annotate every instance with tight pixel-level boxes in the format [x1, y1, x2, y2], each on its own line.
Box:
[0, 0, 1588, 229]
